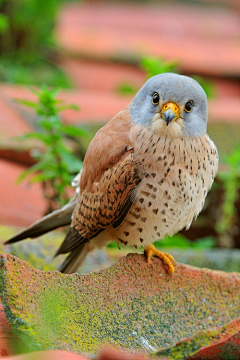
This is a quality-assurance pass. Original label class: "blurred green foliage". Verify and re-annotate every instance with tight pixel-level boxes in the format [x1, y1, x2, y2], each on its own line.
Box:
[116, 57, 179, 96]
[154, 234, 215, 249]
[108, 234, 215, 250]
[16, 86, 88, 213]
[0, 12, 8, 33]
[0, 0, 58, 59]
[0, 57, 72, 87]
[0, 0, 74, 86]
[140, 56, 179, 77]
[141, 56, 214, 99]
[192, 75, 215, 99]
[117, 56, 214, 99]
[216, 144, 240, 235]
[116, 82, 137, 96]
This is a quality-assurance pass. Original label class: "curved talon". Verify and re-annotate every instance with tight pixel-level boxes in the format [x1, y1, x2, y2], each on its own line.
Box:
[145, 244, 176, 275]
[164, 253, 176, 267]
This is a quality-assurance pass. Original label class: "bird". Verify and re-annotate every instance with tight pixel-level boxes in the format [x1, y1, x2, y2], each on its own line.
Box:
[5, 73, 218, 274]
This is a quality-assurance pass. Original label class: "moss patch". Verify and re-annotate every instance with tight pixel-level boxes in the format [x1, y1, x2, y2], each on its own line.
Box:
[0, 253, 240, 357]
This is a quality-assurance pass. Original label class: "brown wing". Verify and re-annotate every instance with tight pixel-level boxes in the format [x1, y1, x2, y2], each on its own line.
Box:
[73, 153, 142, 238]
[57, 107, 143, 255]
[80, 107, 133, 192]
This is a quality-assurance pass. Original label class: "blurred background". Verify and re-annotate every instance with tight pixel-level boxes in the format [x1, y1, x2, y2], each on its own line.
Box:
[0, 0, 240, 273]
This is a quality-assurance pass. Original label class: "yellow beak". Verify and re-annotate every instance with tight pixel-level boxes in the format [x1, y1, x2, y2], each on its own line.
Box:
[161, 102, 179, 126]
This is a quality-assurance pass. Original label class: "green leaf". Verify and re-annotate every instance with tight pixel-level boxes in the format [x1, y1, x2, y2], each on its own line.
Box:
[17, 132, 51, 145]
[15, 99, 39, 110]
[38, 115, 61, 131]
[116, 83, 137, 96]
[192, 237, 216, 249]
[57, 104, 80, 111]
[29, 169, 60, 183]
[140, 56, 179, 78]
[58, 150, 83, 173]
[16, 161, 45, 183]
[27, 86, 40, 96]
[61, 125, 89, 138]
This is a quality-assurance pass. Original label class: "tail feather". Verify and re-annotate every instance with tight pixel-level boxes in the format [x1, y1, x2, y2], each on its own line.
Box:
[55, 227, 86, 256]
[5, 198, 76, 244]
[5, 171, 91, 274]
[58, 243, 89, 274]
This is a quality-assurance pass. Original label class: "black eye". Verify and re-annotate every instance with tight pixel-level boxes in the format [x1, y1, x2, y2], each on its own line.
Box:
[184, 101, 193, 112]
[152, 92, 160, 105]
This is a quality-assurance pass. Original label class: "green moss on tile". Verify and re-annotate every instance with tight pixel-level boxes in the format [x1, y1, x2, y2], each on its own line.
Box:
[0, 254, 240, 356]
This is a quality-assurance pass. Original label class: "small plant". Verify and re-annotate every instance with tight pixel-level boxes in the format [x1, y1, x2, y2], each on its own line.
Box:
[16, 86, 89, 213]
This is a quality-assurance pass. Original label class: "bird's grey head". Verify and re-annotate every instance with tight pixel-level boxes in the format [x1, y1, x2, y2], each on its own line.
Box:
[130, 73, 208, 138]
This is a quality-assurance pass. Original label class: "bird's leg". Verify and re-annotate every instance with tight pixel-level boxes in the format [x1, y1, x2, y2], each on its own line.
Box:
[144, 244, 176, 274]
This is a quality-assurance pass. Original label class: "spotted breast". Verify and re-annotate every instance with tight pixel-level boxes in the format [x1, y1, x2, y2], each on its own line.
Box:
[114, 126, 218, 249]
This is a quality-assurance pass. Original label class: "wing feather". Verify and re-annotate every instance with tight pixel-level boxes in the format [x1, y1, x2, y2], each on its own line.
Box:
[56, 107, 143, 257]
[72, 153, 142, 239]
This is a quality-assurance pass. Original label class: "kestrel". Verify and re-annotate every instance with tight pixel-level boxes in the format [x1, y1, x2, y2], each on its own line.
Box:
[6, 73, 218, 274]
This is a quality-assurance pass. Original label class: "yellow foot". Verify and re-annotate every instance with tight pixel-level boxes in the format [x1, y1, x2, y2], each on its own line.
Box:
[145, 244, 176, 275]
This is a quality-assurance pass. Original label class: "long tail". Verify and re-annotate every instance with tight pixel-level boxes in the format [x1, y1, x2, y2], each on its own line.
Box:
[58, 243, 89, 274]
[5, 197, 76, 244]
[5, 171, 90, 274]
[5, 197, 89, 274]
